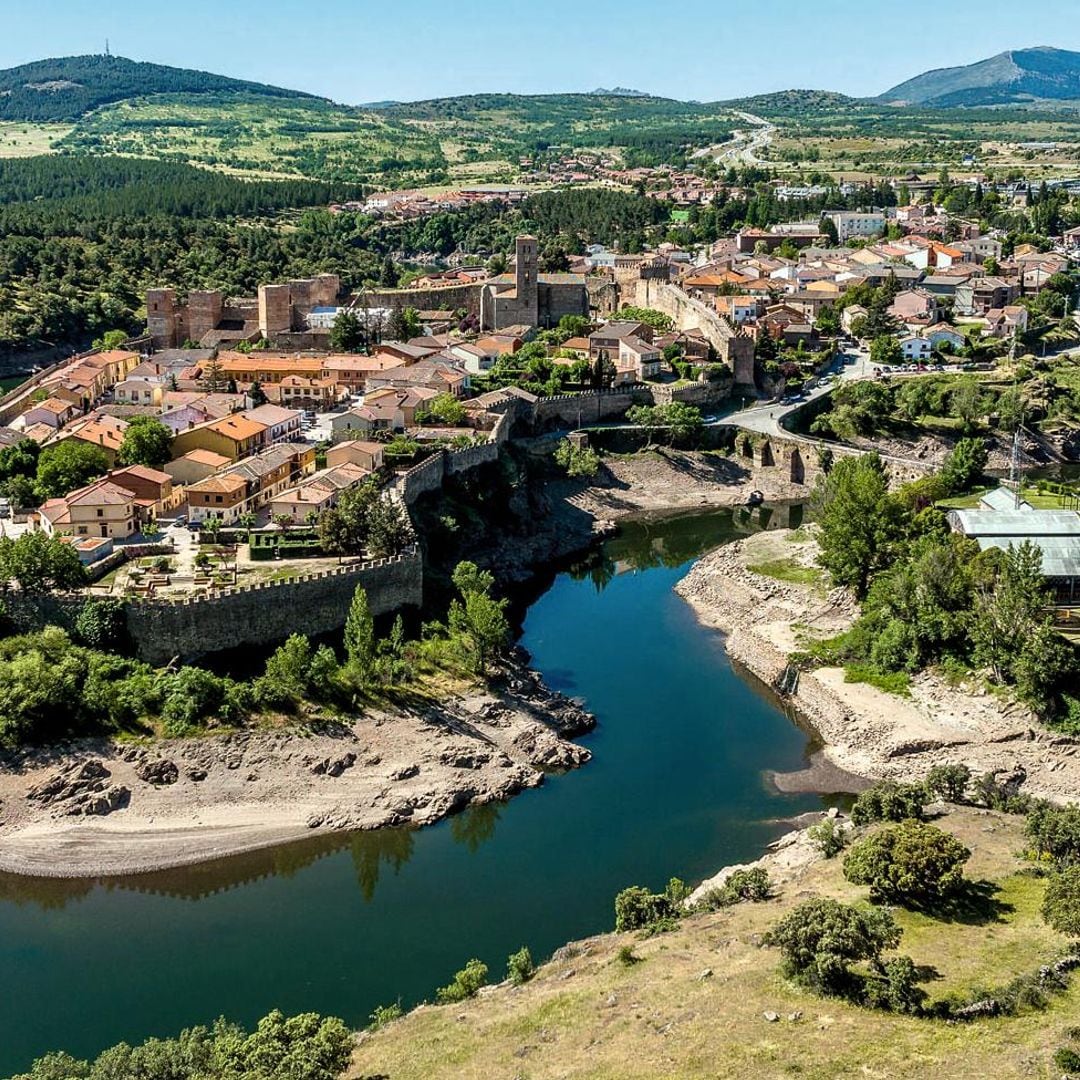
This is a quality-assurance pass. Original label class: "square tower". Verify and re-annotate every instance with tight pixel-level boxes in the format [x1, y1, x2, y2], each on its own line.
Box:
[514, 235, 539, 325]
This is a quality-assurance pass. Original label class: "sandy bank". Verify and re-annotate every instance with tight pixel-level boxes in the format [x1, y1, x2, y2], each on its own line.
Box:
[0, 661, 594, 879]
[676, 529, 1080, 804]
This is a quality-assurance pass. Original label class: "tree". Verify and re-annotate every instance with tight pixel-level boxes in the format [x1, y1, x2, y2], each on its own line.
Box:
[924, 763, 971, 804]
[939, 437, 988, 495]
[764, 898, 901, 994]
[554, 439, 601, 478]
[91, 329, 129, 350]
[344, 585, 375, 683]
[448, 560, 510, 673]
[616, 306, 675, 333]
[870, 335, 902, 368]
[386, 305, 421, 342]
[35, 440, 109, 499]
[506, 946, 536, 986]
[843, 820, 970, 905]
[614, 885, 675, 931]
[851, 781, 926, 825]
[249, 380, 268, 407]
[365, 495, 410, 558]
[417, 393, 466, 426]
[200, 355, 228, 393]
[118, 416, 173, 469]
[329, 310, 365, 353]
[972, 541, 1056, 688]
[950, 378, 985, 433]
[0, 532, 86, 593]
[814, 454, 903, 597]
[257, 633, 314, 709]
[1043, 866, 1080, 936]
[317, 480, 381, 555]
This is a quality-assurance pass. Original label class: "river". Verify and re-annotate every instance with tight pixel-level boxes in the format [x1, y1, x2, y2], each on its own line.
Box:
[0, 506, 834, 1075]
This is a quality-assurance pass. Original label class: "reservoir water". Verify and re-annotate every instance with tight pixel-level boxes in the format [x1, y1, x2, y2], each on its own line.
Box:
[0, 507, 830, 1074]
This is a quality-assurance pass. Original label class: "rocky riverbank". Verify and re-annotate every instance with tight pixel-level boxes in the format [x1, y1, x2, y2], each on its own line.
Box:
[0, 657, 594, 878]
[676, 528, 1080, 804]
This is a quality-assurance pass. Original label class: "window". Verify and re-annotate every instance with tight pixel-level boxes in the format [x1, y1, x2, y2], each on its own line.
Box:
[96, 509, 103, 518]
[215, 495, 223, 503]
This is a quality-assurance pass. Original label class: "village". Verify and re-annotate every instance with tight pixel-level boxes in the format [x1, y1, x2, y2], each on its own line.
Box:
[0, 172, 1076, 610]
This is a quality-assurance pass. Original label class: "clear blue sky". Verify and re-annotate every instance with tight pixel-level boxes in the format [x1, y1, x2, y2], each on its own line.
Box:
[4, 0, 1080, 104]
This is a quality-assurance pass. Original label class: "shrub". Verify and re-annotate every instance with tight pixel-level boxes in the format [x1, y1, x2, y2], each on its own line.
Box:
[924, 763, 971, 804]
[506, 946, 535, 986]
[850, 781, 926, 825]
[159, 667, 230, 731]
[1043, 866, 1080, 936]
[764, 898, 901, 995]
[368, 1001, 403, 1030]
[614, 885, 674, 932]
[1055, 1047, 1080, 1074]
[808, 818, 848, 858]
[864, 954, 927, 1014]
[696, 867, 772, 912]
[1026, 802, 1080, 866]
[73, 599, 127, 651]
[617, 945, 640, 967]
[435, 958, 488, 1004]
[843, 820, 970, 906]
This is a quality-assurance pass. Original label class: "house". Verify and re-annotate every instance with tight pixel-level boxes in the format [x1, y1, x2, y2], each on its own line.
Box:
[22, 397, 78, 430]
[979, 486, 1033, 513]
[36, 479, 138, 540]
[331, 404, 403, 439]
[272, 375, 340, 411]
[107, 465, 175, 516]
[184, 473, 249, 524]
[326, 440, 386, 471]
[171, 413, 269, 462]
[899, 335, 932, 361]
[588, 321, 652, 362]
[924, 326, 966, 351]
[449, 341, 499, 375]
[242, 404, 302, 446]
[840, 305, 869, 336]
[955, 277, 1019, 316]
[321, 354, 406, 394]
[888, 289, 939, 328]
[364, 386, 439, 426]
[164, 448, 231, 486]
[718, 295, 764, 325]
[984, 306, 1029, 339]
[51, 415, 129, 466]
[269, 462, 371, 524]
[216, 352, 326, 386]
[617, 336, 663, 379]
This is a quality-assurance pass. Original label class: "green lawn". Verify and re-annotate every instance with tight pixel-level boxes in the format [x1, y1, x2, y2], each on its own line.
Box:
[747, 556, 824, 588]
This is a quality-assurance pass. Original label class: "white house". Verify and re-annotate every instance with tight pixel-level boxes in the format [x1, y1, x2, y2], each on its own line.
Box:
[899, 335, 932, 361]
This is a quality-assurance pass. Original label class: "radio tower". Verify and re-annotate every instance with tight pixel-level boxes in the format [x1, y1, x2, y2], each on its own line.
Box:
[105, 39, 111, 58]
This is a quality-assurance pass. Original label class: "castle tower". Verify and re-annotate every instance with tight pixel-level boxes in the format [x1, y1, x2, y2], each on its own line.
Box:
[258, 283, 293, 338]
[146, 288, 179, 349]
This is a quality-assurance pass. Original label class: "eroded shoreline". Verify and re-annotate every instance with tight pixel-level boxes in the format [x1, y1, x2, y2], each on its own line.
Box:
[675, 529, 1080, 806]
[0, 660, 594, 879]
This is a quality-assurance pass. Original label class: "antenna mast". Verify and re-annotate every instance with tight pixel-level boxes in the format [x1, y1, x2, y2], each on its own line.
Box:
[105, 39, 111, 57]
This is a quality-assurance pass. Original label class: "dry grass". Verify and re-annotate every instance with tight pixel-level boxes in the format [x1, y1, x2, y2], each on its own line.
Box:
[0, 121, 71, 157]
[349, 808, 1078, 1080]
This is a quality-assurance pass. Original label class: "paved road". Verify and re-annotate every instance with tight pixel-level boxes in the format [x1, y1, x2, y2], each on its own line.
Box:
[697, 111, 775, 168]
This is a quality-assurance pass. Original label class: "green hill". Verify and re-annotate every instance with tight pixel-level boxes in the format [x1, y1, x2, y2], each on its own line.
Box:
[881, 46, 1080, 107]
[0, 54, 321, 121]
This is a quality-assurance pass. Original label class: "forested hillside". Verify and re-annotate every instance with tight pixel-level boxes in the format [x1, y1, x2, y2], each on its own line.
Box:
[0, 54, 319, 121]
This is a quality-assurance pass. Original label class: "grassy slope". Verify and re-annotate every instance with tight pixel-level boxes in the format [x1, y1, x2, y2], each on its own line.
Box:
[350, 808, 1077, 1080]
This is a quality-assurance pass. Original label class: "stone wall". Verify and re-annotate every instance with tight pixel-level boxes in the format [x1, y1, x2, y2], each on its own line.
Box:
[126, 550, 423, 664]
[633, 280, 755, 387]
[531, 388, 651, 430]
[400, 452, 448, 504]
[358, 283, 479, 318]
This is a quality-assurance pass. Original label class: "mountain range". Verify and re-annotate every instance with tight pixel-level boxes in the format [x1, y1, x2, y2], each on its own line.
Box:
[880, 46, 1080, 107]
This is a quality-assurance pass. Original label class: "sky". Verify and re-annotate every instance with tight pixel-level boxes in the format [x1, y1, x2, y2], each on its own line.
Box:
[4, 0, 1080, 104]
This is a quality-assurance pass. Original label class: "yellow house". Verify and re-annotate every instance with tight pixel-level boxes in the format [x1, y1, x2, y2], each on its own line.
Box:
[37, 479, 137, 540]
[171, 413, 269, 462]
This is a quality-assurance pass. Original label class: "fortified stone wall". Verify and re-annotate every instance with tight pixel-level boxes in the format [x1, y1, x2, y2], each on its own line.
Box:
[634, 280, 755, 387]
[650, 380, 734, 408]
[127, 550, 423, 664]
[531, 388, 651, 430]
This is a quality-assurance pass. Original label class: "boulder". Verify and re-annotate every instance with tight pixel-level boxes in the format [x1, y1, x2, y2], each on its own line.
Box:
[136, 760, 179, 786]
